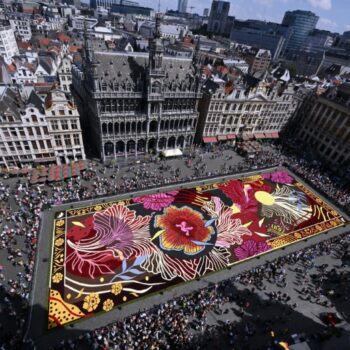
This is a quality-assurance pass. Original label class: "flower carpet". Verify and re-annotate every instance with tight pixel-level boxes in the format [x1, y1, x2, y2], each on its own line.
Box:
[48, 170, 346, 328]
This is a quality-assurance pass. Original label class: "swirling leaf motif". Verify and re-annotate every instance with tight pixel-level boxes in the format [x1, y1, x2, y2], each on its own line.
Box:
[110, 255, 147, 282]
[66, 248, 116, 279]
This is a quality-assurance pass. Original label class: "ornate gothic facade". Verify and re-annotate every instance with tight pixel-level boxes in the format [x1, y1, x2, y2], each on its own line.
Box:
[72, 15, 202, 160]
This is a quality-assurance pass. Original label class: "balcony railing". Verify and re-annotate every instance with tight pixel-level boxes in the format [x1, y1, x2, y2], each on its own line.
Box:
[94, 92, 143, 99]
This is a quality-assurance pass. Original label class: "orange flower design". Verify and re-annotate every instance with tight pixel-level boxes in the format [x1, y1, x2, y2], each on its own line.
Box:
[155, 206, 214, 256]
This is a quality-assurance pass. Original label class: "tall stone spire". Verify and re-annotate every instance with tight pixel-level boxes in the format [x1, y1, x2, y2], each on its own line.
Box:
[149, 13, 164, 72]
[192, 37, 200, 67]
[83, 17, 94, 63]
[154, 12, 162, 39]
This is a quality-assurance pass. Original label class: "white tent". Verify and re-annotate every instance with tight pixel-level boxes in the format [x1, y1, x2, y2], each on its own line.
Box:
[161, 149, 183, 158]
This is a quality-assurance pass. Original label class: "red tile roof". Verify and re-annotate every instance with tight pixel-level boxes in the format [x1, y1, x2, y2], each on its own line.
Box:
[38, 37, 51, 47]
[7, 63, 16, 73]
[69, 45, 81, 53]
[57, 32, 71, 44]
[18, 41, 32, 50]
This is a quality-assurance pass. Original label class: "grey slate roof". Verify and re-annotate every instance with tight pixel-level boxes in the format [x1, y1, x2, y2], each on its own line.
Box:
[92, 51, 197, 91]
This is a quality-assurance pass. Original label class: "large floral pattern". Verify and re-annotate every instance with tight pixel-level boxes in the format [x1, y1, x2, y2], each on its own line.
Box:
[48, 170, 346, 329]
[155, 206, 215, 255]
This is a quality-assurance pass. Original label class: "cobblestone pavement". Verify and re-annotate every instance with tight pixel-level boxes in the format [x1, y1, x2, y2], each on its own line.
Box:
[1, 144, 350, 350]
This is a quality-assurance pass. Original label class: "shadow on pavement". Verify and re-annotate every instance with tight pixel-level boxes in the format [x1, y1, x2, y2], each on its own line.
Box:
[189, 284, 350, 350]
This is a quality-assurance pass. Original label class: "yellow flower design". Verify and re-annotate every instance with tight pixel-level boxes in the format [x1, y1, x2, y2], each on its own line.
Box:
[83, 293, 100, 312]
[55, 238, 64, 247]
[52, 273, 63, 283]
[94, 205, 103, 211]
[56, 219, 65, 227]
[103, 299, 114, 312]
[111, 282, 123, 295]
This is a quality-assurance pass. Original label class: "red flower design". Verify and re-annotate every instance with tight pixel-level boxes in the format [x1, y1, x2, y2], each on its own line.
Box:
[155, 206, 214, 256]
[218, 180, 271, 214]
[67, 216, 94, 242]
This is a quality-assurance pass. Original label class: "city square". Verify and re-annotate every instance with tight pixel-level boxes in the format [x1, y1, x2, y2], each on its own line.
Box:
[1, 0, 350, 349]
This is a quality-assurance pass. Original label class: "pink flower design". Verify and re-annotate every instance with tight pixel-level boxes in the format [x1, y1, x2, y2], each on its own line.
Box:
[133, 191, 178, 211]
[93, 204, 152, 258]
[263, 171, 293, 184]
[234, 240, 271, 260]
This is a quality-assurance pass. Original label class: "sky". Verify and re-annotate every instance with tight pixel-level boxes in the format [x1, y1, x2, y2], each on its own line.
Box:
[136, 0, 350, 33]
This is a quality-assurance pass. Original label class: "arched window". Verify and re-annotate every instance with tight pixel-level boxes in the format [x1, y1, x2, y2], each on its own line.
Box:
[150, 120, 157, 132]
[104, 142, 113, 156]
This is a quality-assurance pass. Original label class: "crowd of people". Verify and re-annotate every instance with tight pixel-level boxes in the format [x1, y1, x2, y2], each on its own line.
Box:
[0, 140, 349, 349]
[52, 232, 350, 350]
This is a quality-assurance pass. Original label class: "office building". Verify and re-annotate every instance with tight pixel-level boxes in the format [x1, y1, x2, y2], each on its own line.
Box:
[230, 20, 293, 60]
[282, 10, 319, 52]
[90, 0, 139, 10]
[177, 0, 187, 13]
[230, 30, 285, 61]
[111, 3, 153, 17]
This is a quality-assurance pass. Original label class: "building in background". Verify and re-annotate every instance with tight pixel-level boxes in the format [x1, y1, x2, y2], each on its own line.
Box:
[0, 22, 19, 61]
[289, 84, 350, 171]
[177, 0, 187, 14]
[282, 10, 319, 53]
[203, 8, 209, 17]
[8, 13, 32, 41]
[316, 49, 350, 77]
[245, 49, 272, 73]
[71, 16, 97, 30]
[90, 0, 139, 10]
[72, 14, 202, 160]
[302, 29, 334, 54]
[207, 0, 230, 35]
[230, 20, 292, 60]
[58, 0, 81, 7]
[111, 2, 153, 17]
[138, 21, 187, 40]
